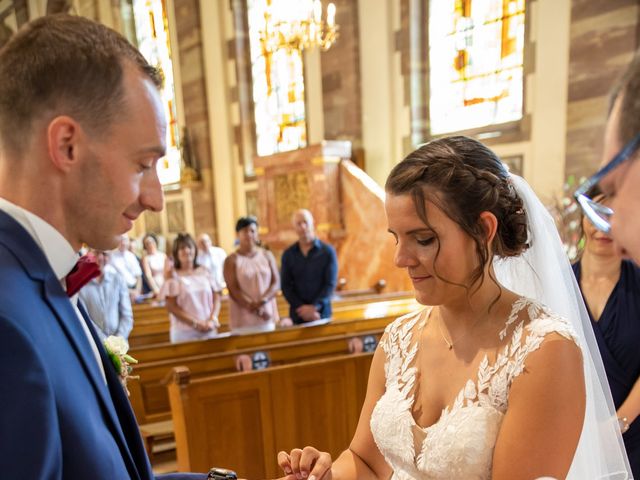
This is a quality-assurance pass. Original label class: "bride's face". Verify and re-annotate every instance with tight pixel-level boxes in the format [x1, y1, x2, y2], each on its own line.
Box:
[385, 193, 481, 306]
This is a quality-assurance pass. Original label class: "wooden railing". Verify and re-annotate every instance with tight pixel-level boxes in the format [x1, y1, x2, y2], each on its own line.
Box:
[129, 291, 416, 347]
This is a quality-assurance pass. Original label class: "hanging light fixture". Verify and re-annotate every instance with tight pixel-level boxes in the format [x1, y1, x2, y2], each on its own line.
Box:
[259, 0, 338, 55]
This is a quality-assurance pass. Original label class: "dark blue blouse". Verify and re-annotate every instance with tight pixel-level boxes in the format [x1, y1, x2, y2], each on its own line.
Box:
[573, 260, 640, 476]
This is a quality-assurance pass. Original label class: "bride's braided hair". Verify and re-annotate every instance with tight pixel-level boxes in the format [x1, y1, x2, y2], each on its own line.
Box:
[385, 136, 529, 293]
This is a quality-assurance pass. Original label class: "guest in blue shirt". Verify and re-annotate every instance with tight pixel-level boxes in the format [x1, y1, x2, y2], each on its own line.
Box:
[281, 209, 338, 324]
[79, 249, 134, 340]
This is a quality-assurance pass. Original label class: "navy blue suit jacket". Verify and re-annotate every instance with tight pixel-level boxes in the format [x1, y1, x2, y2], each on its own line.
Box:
[0, 211, 205, 480]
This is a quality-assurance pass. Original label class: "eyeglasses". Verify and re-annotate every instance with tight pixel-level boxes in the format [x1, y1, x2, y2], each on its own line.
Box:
[574, 133, 640, 233]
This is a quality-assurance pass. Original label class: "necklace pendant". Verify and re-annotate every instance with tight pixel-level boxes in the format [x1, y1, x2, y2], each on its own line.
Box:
[448, 344, 453, 350]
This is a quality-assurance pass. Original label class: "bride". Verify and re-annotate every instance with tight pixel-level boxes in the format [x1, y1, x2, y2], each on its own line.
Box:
[275, 136, 631, 479]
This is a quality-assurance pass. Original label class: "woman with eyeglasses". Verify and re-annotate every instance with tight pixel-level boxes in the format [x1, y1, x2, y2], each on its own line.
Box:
[572, 188, 640, 477]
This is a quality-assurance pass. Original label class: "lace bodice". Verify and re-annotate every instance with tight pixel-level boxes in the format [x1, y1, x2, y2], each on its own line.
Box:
[370, 298, 579, 480]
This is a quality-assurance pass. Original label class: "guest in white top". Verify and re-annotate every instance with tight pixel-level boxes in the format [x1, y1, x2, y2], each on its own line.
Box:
[110, 234, 142, 295]
[141, 233, 167, 297]
[79, 250, 133, 340]
[196, 232, 226, 290]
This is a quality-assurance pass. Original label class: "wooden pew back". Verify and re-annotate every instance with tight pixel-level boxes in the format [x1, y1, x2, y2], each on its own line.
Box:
[129, 316, 390, 424]
[168, 353, 373, 478]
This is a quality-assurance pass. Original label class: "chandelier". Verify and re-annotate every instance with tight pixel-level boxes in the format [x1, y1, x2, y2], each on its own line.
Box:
[259, 0, 338, 54]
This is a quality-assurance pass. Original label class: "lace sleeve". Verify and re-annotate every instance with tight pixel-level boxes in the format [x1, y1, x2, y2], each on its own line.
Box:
[508, 301, 581, 383]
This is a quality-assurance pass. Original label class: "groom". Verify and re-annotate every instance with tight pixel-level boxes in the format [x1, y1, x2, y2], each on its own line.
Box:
[0, 15, 205, 479]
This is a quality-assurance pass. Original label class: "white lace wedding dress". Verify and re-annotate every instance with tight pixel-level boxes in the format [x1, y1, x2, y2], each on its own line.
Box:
[370, 297, 578, 480]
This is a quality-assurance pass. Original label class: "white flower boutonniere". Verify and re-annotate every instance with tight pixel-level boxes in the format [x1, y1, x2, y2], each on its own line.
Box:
[103, 336, 139, 395]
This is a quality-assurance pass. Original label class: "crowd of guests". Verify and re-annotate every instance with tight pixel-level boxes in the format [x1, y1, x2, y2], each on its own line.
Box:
[78, 209, 339, 343]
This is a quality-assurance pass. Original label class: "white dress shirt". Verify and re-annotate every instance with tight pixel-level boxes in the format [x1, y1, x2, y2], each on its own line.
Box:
[196, 245, 227, 290]
[79, 264, 134, 340]
[0, 197, 106, 382]
[110, 249, 142, 288]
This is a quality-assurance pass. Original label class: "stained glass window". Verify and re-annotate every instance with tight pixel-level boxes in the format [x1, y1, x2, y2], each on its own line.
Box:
[247, 0, 308, 157]
[429, 0, 526, 135]
[132, 0, 181, 185]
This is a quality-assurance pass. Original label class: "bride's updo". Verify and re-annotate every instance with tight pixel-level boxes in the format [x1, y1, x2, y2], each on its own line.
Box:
[385, 136, 529, 288]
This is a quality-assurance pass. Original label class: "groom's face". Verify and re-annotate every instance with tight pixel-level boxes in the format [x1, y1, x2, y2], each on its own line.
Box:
[68, 65, 166, 251]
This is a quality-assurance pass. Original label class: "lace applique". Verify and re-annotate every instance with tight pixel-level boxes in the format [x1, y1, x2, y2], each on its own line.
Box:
[370, 298, 579, 480]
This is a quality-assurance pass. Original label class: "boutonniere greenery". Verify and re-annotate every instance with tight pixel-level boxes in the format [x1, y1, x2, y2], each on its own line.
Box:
[103, 336, 139, 395]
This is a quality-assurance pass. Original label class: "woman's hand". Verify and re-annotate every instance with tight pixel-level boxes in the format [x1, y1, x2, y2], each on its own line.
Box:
[277, 447, 332, 480]
[193, 320, 214, 332]
[248, 300, 262, 311]
[249, 297, 268, 311]
[256, 305, 271, 322]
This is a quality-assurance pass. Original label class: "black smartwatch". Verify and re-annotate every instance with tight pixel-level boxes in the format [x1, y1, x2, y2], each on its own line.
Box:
[207, 468, 238, 480]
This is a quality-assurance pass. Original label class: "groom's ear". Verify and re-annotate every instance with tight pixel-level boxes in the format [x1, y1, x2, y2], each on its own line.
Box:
[478, 211, 498, 248]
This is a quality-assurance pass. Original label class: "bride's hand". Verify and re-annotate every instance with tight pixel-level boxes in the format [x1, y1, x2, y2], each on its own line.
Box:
[276, 447, 332, 480]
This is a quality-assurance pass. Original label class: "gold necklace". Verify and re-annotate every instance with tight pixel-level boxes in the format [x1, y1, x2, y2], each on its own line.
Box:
[436, 312, 485, 351]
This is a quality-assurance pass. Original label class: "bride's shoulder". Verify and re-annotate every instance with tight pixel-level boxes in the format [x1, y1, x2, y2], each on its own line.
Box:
[384, 307, 427, 336]
[517, 298, 580, 347]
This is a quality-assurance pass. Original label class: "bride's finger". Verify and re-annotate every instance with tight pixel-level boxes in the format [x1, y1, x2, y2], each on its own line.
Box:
[276, 451, 293, 475]
[289, 448, 303, 476]
[307, 451, 332, 480]
[299, 446, 322, 474]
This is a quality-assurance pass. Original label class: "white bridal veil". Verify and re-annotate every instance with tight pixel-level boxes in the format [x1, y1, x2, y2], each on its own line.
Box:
[494, 174, 632, 479]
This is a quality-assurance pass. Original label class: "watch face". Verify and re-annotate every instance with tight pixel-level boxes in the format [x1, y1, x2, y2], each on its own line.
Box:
[208, 468, 237, 479]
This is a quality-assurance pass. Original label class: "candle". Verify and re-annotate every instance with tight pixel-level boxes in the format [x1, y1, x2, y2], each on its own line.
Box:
[327, 3, 336, 26]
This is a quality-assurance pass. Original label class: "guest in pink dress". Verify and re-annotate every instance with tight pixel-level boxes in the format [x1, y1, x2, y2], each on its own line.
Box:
[224, 216, 280, 333]
[160, 233, 221, 343]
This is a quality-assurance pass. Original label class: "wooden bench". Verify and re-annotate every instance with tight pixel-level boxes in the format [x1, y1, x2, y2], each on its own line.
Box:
[140, 419, 174, 463]
[129, 316, 391, 424]
[167, 353, 374, 477]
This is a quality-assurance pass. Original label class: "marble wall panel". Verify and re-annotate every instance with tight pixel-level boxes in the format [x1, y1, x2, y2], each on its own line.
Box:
[337, 161, 413, 292]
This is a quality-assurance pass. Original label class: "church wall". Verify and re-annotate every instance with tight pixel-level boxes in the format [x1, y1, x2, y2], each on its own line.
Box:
[172, 0, 218, 241]
[320, 0, 364, 161]
[199, 0, 247, 251]
[358, 0, 408, 186]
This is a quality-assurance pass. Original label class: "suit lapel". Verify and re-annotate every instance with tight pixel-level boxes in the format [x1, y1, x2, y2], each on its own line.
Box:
[77, 301, 153, 480]
[0, 212, 147, 480]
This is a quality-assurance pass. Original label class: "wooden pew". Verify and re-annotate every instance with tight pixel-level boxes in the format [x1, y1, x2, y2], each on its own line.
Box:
[129, 291, 416, 347]
[129, 316, 391, 425]
[167, 353, 374, 478]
